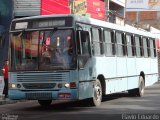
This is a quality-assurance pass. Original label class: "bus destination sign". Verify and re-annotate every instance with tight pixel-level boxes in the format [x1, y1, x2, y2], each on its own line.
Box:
[12, 17, 73, 31]
[15, 22, 28, 30]
[33, 20, 65, 28]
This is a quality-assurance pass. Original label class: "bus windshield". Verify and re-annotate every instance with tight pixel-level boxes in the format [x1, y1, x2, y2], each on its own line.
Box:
[10, 29, 76, 71]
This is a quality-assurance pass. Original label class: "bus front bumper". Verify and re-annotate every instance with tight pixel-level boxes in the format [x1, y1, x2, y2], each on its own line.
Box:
[8, 89, 78, 100]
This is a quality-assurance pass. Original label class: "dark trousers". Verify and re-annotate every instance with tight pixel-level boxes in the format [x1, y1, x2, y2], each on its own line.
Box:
[3, 78, 8, 97]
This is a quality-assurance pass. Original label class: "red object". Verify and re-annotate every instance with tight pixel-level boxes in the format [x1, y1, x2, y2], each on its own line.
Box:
[2, 65, 8, 79]
[86, 0, 106, 20]
[41, 0, 105, 21]
[155, 38, 160, 50]
[41, 0, 70, 15]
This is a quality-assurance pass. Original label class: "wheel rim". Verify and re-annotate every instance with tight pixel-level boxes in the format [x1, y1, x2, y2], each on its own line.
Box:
[140, 81, 144, 95]
[139, 77, 144, 95]
[94, 84, 102, 102]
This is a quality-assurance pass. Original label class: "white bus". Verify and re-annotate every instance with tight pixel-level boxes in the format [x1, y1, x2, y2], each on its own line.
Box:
[8, 14, 158, 107]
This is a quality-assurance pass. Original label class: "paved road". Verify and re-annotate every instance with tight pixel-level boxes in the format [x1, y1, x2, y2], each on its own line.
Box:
[0, 81, 160, 120]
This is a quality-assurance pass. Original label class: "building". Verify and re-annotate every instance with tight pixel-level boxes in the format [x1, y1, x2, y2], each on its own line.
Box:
[14, 0, 126, 24]
[125, 0, 160, 30]
[126, 11, 159, 30]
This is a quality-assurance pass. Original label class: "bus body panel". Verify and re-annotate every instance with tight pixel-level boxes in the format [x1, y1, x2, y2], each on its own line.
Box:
[94, 57, 117, 78]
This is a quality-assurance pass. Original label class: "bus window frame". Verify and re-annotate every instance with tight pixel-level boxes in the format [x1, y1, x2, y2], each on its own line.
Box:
[103, 29, 115, 57]
[76, 30, 91, 69]
[91, 27, 103, 56]
[150, 38, 156, 58]
[142, 37, 149, 58]
[146, 37, 151, 57]
[135, 35, 141, 58]
[126, 33, 133, 57]
[139, 36, 144, 57]
[115, 31, 126, 57]
[131, 35, 136, 57]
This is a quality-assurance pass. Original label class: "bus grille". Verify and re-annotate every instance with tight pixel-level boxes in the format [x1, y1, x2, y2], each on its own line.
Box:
[26, 92, 52, 100]
[22, 83, 56, 89]
[13, 71, 69, 82]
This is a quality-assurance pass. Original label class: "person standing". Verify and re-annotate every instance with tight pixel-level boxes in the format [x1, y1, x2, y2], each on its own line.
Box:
[2, 60, 9, 98]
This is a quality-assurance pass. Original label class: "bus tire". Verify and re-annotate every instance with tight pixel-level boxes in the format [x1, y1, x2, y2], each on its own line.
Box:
[128, 76, 145, 97]
[137, 76, 145, 97]
[90, 79, 102, 107]
[38, 100, 52, 106]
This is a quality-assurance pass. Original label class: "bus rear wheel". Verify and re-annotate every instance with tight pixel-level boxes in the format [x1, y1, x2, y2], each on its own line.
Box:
[38, 100, 52, 106]
[128, 76, 145, 97]
[90, 79, 102, 107]
[137, 76, 145, 97]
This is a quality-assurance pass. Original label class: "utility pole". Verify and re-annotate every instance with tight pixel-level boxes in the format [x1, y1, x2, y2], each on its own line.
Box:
[106, 0, 110, 22]
[136, 11, 140, 27]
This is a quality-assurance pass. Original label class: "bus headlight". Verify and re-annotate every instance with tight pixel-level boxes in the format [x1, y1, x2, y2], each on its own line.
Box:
[64, 83, 70, 88]
[64, 82, 76, 88]
[9, 83, 16, 89]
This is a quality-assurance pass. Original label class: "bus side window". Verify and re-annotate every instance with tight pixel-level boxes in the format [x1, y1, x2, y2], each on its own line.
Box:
[131, 35, 136, 56]
[126, 34, 132, 57]
[98, 28, 104, 55]
[77, 30, 91, 68]
[116, 32, 124, 56]
[135, 36, 141, 57]
[104, 30, 115, 56]
[104, 30, 112, 56]
[153, 39, 157, 57]
[139, 36, 144, 57]
[143, 37, 148, 57]
[77, 30, 82, 54]
[91, 27, 102, 56]
[81, 31, 90, 55]
[122, 33, 127, 56]
[111, 31, 116, 55]
[147, 38, 151, 57]
[150, 38, 156, 58]
[77, 30, 90, 55]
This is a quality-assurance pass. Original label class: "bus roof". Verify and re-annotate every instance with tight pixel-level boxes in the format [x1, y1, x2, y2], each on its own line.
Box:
[12, 14, 156, 38]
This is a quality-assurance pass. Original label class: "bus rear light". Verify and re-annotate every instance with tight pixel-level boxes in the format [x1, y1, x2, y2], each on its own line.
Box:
[70, 82, 76, 88]
[58, 93, 71, 98]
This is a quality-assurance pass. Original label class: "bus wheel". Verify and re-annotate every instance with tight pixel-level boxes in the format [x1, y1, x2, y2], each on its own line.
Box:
[38, 100, 52, 106]
[90, 79, 102, 107]
[128, 76, 145, 97]
[137, 76, 145, 97]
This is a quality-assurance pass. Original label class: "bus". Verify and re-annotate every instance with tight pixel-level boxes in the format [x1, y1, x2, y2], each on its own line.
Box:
[8, 14, 158, 107]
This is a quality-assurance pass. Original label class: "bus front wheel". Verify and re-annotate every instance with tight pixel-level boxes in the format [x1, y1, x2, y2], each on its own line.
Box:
[38, 100, 52, 106]
[90, 79, 102, 107]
